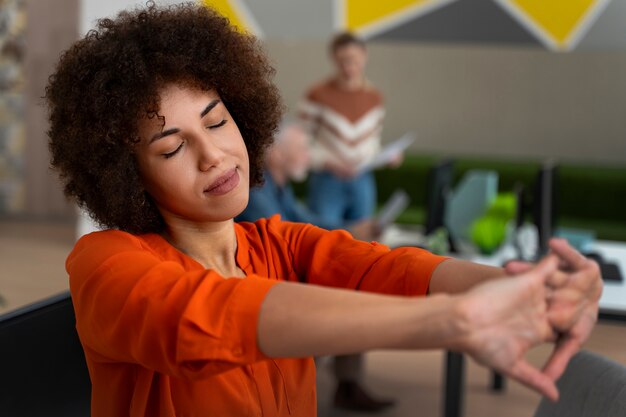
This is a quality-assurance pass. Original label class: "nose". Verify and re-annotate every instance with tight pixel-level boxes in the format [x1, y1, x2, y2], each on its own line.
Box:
[195, 131, 226, 171]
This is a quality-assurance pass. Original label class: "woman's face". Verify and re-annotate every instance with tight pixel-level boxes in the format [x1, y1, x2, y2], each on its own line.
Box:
[333, 43, 367, 81]
[135, 84, 250, 227]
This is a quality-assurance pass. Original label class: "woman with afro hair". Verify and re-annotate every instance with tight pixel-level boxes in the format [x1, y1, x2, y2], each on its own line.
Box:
[46, 2, 601, 417]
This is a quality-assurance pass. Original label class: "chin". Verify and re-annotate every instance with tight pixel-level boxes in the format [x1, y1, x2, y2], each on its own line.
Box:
[230, 193, 250, 219]
[190, 195, 249, 224]
[290, 170, 308, 183]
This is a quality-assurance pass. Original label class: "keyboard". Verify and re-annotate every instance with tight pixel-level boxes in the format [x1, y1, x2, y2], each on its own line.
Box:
[585, 252, 623, 282]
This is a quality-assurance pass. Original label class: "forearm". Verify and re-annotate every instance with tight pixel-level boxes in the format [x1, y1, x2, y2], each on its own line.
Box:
[257, 281, 464, 358]
[259, 255, 579, 402]
[428, 258, 504, 294]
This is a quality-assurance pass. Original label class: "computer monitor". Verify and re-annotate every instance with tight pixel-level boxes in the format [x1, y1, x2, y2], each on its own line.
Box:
[533, 160, 559, 258]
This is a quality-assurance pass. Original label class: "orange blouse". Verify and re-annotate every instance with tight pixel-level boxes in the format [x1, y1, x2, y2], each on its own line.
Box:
[67, 216, 446, 417]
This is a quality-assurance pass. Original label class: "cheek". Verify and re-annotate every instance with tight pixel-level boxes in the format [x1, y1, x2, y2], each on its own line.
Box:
[135, 155, 160, 193]
[241, 144, 250, 164]
[141, 167, 172, 200]
[237, 138, 250, 169]
[139, 157, 191, 199]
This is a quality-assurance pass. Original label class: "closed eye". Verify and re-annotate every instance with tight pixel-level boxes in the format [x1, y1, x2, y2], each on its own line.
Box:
[207, 119, 227, 129]
[163, 142, 184, 159]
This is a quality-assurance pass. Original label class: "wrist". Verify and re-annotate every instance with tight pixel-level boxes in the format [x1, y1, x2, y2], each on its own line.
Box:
[402, 294, 470, 351]
[447, 291, 501, 356]
[443, 294, 475, 353]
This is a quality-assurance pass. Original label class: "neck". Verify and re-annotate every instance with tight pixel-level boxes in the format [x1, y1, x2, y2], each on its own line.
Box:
[336, 75, 365, 91]
[163, 217, 243, 277]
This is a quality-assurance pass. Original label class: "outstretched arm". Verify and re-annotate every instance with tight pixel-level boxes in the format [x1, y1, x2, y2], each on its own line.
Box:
[428, 258, 504, 294]
[258, 256, 563, 400]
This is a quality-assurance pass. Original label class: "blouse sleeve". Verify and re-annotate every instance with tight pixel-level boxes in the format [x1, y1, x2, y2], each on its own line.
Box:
[266, 217, 448, 297]
[67, 230, 279, 380]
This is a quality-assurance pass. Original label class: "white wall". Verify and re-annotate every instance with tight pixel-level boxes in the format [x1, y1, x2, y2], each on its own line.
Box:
[80, 0, 181, 34]
[23, 0, 79, 219]
[267, 40, 626, 166]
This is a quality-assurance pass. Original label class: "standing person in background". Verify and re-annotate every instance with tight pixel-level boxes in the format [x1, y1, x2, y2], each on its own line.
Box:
[298, 33, 404, 411]
[237, 122, 377, 243]
[299, 32, 396, 227]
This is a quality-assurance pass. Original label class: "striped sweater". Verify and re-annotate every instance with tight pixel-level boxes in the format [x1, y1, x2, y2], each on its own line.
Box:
[298, 78, 385, 170]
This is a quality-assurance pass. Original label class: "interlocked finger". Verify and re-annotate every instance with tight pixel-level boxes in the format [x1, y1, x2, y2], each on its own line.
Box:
[549, 238, 589, 272]
[509, 359, 559, 402]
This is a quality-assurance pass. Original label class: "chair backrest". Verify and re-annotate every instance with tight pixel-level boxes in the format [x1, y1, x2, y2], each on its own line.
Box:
[534, 350, 626, 417]
[424, 159, 455, 236]
[444, 169, 498, 243]
[533, 160, 559, 258]
[0, 292, 91, 417]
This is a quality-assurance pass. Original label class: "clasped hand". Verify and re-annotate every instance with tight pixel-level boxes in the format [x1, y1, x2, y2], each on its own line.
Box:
[459, 238, 602, 401]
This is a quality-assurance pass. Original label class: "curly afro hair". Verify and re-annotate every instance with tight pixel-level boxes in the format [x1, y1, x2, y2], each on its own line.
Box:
[46, 1, 283, 234]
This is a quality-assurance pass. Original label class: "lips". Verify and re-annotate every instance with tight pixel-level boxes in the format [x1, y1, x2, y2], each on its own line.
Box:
[204, 168, 240, 196]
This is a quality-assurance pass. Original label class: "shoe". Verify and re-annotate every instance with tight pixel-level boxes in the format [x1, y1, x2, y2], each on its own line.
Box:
[333, 380, 396, 412]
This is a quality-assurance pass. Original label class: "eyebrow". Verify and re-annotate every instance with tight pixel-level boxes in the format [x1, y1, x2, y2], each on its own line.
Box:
[150, 128, 180, 143]
[149, 99, 221, 143]
[200, 99, 221, 118]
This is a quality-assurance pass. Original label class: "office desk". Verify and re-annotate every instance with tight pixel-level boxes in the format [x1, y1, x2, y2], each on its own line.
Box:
[590, 240, 626, 319]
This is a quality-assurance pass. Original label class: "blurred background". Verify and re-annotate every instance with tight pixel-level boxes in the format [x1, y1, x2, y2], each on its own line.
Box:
[1, 1, 625, 416]
[1, 0, 625, 221]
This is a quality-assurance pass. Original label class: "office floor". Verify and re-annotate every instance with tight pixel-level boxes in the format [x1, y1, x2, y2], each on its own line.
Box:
[2, 220, 625, 417]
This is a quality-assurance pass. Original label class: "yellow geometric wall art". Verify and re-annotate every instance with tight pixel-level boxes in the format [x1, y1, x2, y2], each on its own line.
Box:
[493, 0, 612, 51]
[200, 0, 263, 37]
[338, 0, 458, 38]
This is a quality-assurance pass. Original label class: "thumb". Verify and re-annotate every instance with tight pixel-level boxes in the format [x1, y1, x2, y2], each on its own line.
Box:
[509, 359, 560, 402]
[505, 260, 534, 275]
[543, 336, 580, 381]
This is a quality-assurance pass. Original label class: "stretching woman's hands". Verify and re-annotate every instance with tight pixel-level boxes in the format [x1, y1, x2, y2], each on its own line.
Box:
[505, 238, 603, 384]
[455, 256, 561, 400]
[454, 238, 601, 401]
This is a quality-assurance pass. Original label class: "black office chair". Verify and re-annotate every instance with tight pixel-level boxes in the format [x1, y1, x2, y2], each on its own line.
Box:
[424, 158, 455, 237]
[0, 291, 91, 417]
